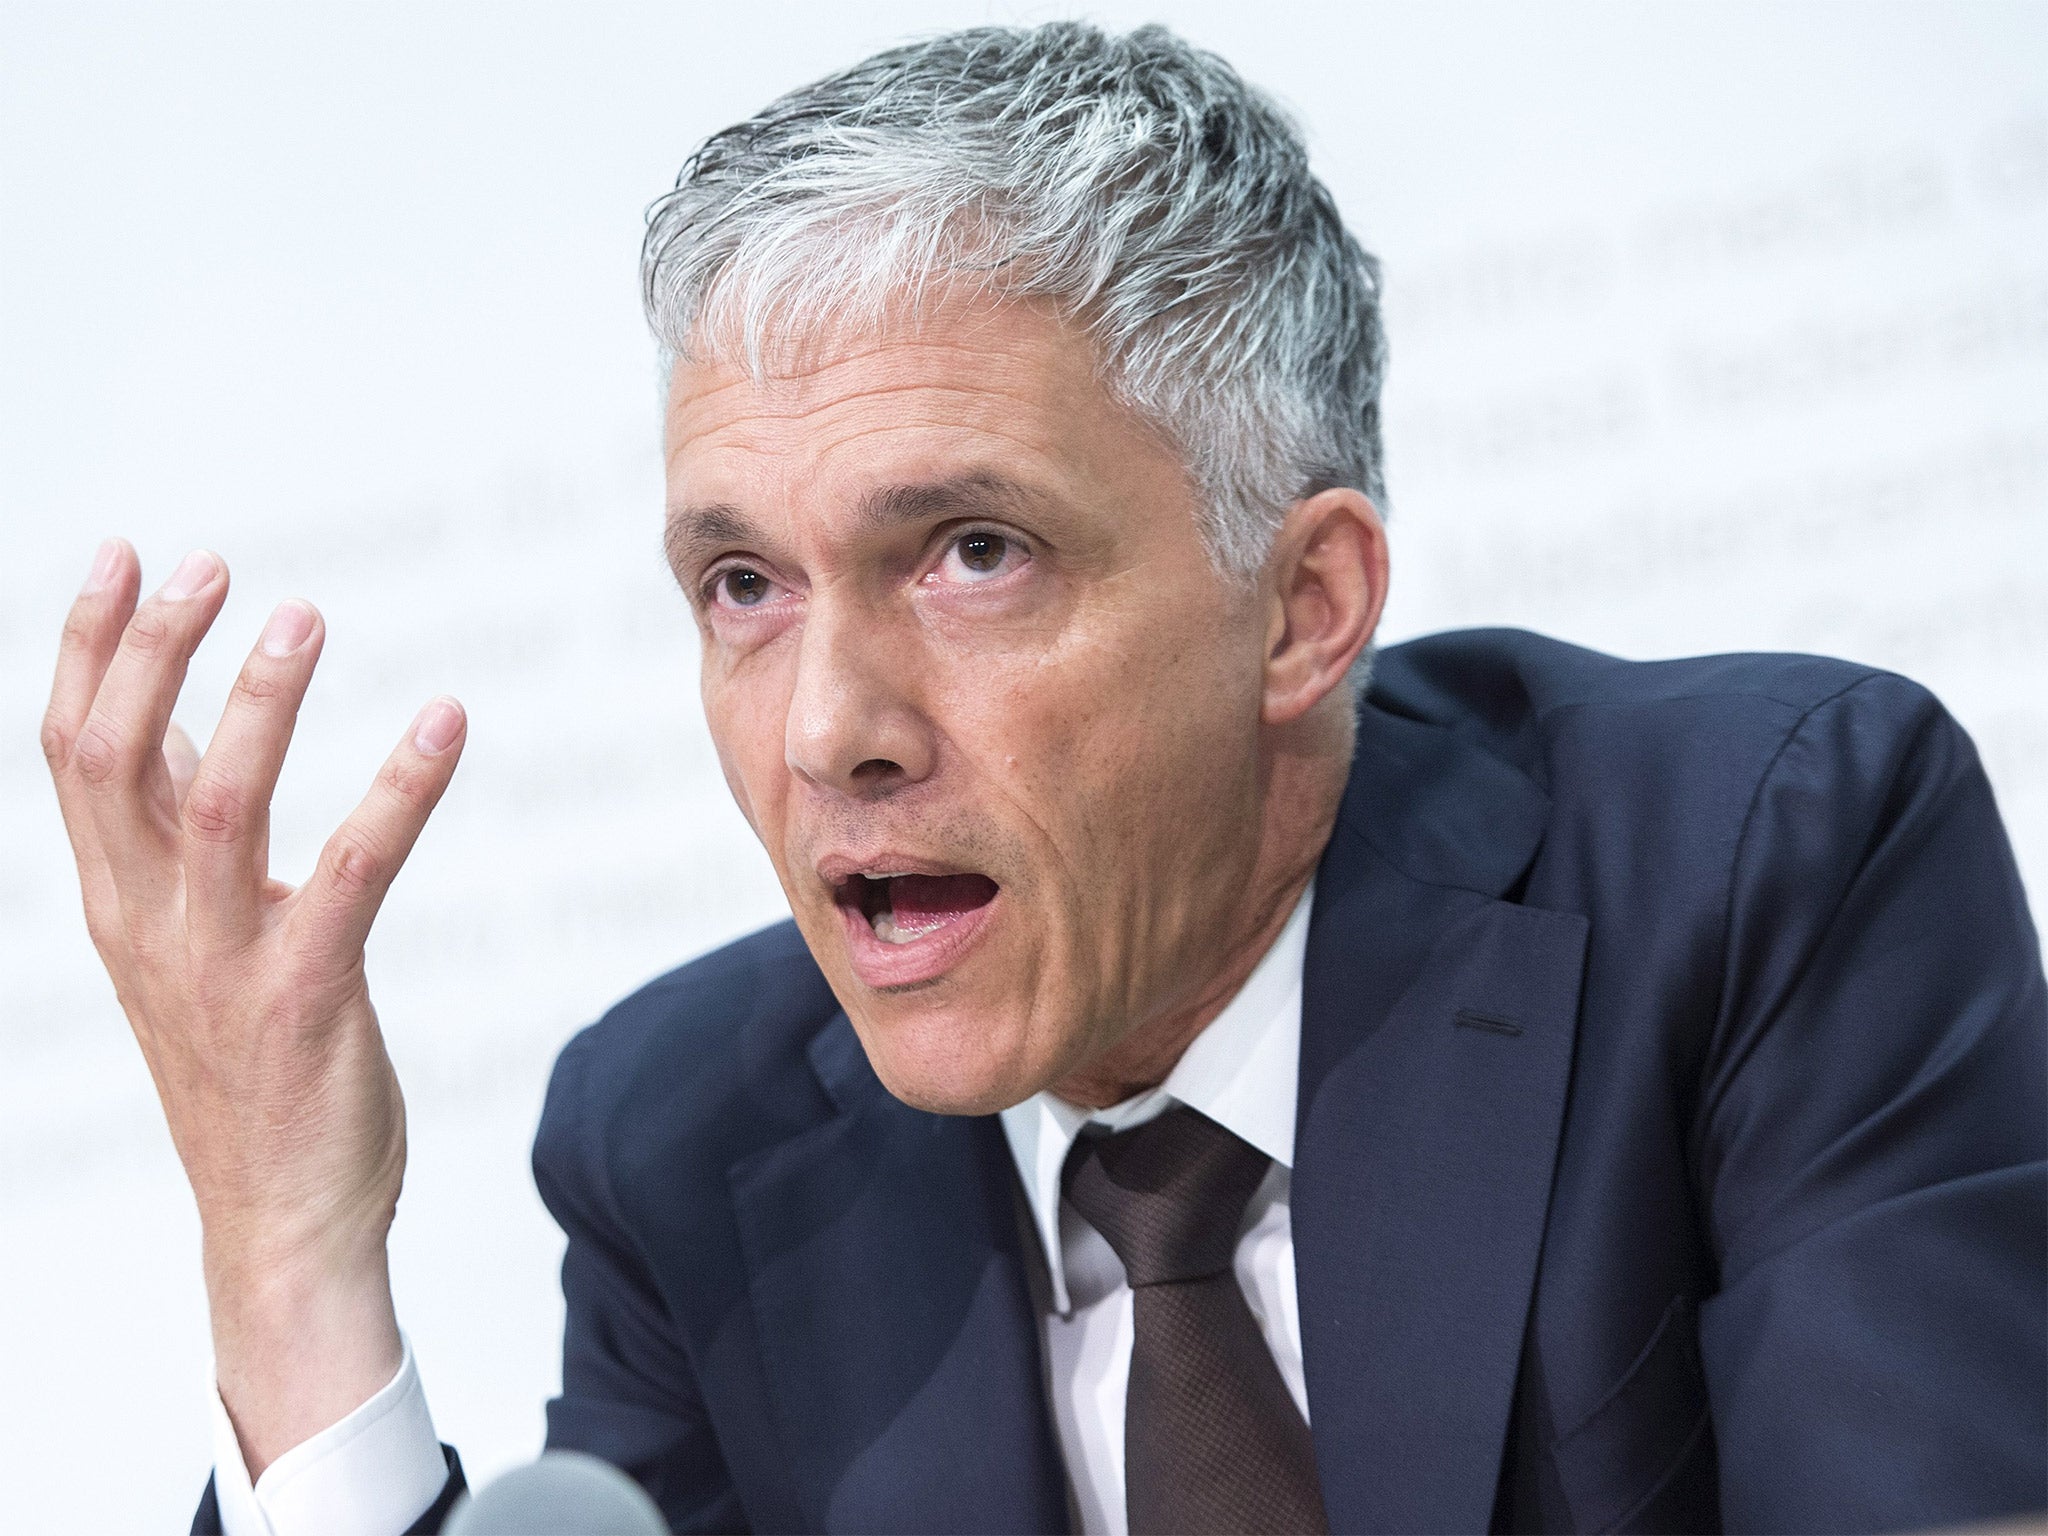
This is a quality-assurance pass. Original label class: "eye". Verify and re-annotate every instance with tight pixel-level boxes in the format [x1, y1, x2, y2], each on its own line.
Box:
[933, 528, 1028, 585]
[708, 565, 780, 610]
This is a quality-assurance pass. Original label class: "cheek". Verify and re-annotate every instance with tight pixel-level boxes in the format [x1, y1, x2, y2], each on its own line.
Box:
[702, 656, 794, 841]
[982, 592, 1253, 779]
[947, 601, 1262, 908]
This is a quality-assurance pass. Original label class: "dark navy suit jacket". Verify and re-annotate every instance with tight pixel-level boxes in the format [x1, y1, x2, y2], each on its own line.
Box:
[199, 630, 2047, 1534]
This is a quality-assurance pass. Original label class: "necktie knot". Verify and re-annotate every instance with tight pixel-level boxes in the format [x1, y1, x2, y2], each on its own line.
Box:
[1061, 1104, 1272, 1288]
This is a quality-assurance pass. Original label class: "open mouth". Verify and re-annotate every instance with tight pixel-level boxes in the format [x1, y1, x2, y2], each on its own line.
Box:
[836, 871, 1001, 944]
[821, 857, 1004, 989]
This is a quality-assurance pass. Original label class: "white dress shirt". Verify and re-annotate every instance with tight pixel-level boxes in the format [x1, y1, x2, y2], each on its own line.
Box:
[999, 881, 1312, 1536]
[209, 881, 1312, 1536]
[209, 1333, 447, 1536]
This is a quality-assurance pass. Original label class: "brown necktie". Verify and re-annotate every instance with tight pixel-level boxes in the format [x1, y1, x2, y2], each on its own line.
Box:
[1062, 1105, 1329, 1535]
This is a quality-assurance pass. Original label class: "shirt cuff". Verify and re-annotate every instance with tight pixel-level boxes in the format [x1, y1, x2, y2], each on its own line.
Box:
[209, 1334, 448, 1536]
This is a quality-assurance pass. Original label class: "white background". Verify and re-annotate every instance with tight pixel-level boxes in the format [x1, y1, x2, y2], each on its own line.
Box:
[2, 2, 2043, 1528]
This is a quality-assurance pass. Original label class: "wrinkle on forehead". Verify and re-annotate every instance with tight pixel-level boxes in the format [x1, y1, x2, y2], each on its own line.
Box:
[667, 345, 1086, 461]
[662, 289, 1107, 459]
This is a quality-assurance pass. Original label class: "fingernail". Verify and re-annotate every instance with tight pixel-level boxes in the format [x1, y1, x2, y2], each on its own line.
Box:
[412, 697, 464, 755]
[159, 549, 220, 601]
[80, 539, 122, 596]
[259, 600, 316, 657]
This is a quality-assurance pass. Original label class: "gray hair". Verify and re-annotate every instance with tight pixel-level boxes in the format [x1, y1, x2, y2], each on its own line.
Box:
[641, 21, 1388, 586]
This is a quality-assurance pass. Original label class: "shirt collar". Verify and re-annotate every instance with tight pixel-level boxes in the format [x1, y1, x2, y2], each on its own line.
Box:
[997, 879, 1313, 1314]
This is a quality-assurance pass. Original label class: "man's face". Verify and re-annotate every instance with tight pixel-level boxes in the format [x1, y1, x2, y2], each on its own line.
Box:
[663, 299, 1276, 1114]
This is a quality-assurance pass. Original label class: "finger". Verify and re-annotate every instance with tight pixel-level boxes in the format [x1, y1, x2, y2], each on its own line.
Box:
[164, 721, 201, 811]
[73, 550, 231, 896]
[43, 540, 143, 943]
[181, 600, 325, 936]
[43, 539, 141, 806]
[292, 697, 467, 966]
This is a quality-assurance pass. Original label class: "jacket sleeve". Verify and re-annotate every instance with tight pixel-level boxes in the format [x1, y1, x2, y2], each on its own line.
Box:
[1693, 671, 2047, 1531]
[532, 1026, 750, 1534]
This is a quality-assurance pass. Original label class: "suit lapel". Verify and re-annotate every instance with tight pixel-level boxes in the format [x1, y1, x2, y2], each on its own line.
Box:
[1294, 705, 1589, 1534]
[728, 1015, 1069, 1534]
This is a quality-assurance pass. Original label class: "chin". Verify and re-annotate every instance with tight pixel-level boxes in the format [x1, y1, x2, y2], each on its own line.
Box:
[790, 874, 1066, 1114]
[847, 998, 1049, 1117]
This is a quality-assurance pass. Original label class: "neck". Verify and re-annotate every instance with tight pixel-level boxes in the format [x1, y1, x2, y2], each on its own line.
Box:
[1049, 701, 1351, 1110]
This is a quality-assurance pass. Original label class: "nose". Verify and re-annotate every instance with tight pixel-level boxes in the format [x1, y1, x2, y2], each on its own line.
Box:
[784, 594, 937, 797]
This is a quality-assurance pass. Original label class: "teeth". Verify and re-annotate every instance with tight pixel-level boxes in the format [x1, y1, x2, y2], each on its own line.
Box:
[867, 899, 952, 946]
[864, 877, 904, 945]
[851, 872, 955, 946]
[869, 909, 941, 945]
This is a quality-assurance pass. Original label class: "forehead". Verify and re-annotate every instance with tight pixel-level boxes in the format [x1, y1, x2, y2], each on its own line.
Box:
[661, 300, 1158, 510]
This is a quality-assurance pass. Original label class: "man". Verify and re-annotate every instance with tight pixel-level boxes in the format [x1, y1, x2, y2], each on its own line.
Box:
[40, 22, 2045, 1536]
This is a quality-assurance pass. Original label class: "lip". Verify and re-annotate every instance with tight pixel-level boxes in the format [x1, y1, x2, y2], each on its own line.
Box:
[834, 882, 1001, 990]
[816, 850, 971, 885]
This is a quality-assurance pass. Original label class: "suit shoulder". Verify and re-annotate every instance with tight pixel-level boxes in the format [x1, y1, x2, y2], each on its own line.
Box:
[535, 919, 839, 1186]
[1377, 627, 1909, 721]
[1371, 628, 1948, 774]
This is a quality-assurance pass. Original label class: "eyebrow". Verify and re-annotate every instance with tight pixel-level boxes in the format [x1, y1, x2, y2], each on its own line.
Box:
[852, 471, 1038, 533]
[662, 502, 753, 576]
[663, 471, 1045, 577]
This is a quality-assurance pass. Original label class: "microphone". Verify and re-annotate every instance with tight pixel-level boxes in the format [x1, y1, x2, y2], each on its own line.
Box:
[442, 1450, 670, 1535]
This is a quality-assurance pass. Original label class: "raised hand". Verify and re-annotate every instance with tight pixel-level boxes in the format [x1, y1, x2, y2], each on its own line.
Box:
[40, 539, 466, 1475]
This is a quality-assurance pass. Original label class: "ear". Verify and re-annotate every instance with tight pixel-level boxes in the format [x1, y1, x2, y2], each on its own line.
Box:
[1261, 487, 1389, 725]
